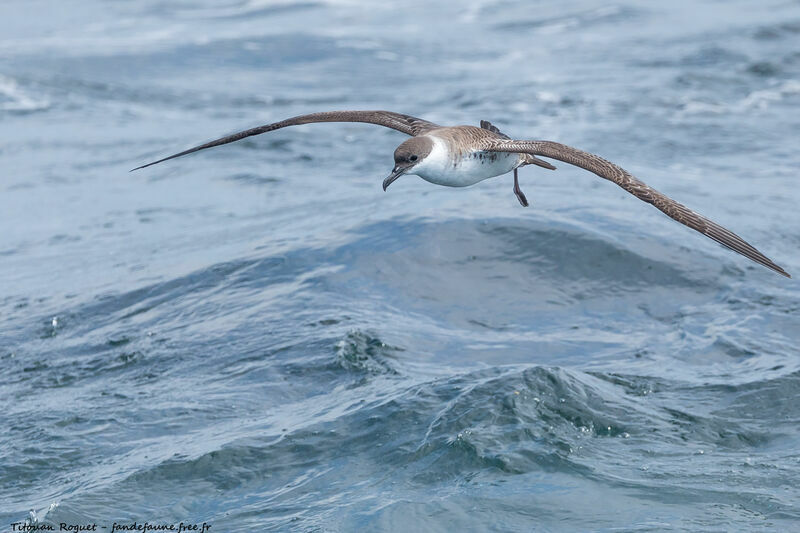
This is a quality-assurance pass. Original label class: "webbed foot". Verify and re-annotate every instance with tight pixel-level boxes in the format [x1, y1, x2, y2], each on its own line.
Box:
[513, 168, 529, 207]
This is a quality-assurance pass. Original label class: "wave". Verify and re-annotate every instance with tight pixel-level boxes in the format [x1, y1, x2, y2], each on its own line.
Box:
[21, 365, 798, 530]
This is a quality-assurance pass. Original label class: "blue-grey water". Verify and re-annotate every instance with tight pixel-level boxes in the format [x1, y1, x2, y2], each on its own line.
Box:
[2, 1, 800, 531]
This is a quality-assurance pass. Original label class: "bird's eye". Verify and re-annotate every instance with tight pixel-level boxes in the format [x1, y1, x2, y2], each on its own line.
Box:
[410, 155, 418, 161]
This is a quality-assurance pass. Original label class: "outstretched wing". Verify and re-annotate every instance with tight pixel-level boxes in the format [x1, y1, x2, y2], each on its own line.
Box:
[132, 110, 439, 171]
[485, 138, 790, 278]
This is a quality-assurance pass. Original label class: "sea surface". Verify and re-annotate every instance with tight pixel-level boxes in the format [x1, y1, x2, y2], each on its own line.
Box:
[2, 1, 800, 531]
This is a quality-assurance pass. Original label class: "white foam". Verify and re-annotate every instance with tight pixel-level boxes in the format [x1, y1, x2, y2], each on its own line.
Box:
[0, 74, 50, 112]
[679, 79, 800, 116]
[740, 79, 800, 110]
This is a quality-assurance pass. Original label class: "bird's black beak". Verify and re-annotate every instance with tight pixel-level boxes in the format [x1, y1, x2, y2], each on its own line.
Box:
[383, 166, 408, 191]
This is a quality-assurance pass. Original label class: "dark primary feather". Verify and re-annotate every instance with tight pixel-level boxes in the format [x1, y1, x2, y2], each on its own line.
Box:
[479, 120, 511, 139]
[131, 110, 439, 171]
[486, 138, 790, 278]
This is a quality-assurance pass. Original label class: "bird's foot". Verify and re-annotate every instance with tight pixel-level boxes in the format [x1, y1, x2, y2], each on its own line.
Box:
[513, 168, 529, 207]
[515, 188, 529, 207]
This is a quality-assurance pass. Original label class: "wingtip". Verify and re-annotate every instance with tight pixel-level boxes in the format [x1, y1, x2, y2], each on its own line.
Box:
[130, 161, 155, 172]
[766, 263, 791, 278]
[767, 260, 791, 278]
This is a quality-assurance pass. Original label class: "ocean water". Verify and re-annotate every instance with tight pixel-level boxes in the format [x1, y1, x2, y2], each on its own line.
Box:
[2, 0, 800, 531]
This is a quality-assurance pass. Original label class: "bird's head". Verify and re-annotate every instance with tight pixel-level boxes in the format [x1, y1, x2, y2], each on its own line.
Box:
[383, 137, 434, 190]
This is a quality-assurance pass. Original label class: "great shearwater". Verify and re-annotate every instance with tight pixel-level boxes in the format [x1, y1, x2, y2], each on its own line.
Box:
[132, 110, 790, 278]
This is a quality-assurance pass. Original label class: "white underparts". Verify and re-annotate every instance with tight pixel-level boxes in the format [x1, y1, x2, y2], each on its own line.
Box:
[410, 135, 522, 187]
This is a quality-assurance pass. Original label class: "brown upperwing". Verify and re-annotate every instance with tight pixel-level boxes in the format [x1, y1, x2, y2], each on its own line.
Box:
[485, 138, 789, 277]
[132, 110, 440, 171]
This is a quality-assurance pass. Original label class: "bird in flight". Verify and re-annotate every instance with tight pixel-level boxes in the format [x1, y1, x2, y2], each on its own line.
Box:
[132, 110, 790, 278]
